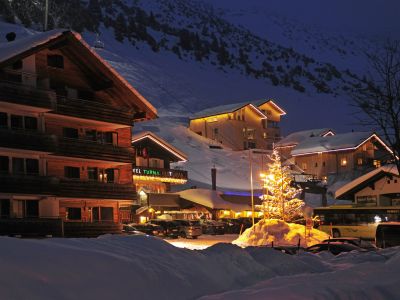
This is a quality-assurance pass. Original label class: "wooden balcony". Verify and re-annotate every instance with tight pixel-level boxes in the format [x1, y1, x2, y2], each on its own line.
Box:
[54, 95, 134, 126]
[0, 128, 56, 152]
[133, 166, 188, 184]
[0, 218, 63, 237]
[56, 137, 135, 163]
[0, 80, 55, 109]
[59, 179, 136, 200]
[64, 222, 122, 237]
[0, 174, 135, 200]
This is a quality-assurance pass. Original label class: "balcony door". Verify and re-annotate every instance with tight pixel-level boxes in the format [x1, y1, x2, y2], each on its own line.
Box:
[14, 200, 39, 218]
[0, 199, 10, 218]
[91, 207, 114, 222]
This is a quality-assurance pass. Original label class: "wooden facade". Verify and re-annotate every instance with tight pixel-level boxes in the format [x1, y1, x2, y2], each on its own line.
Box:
[0, 30, 157, 236]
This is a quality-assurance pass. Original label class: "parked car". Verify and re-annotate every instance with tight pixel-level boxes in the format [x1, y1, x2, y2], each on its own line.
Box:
[322, 237, 377, 250]
[306, 242, 367, 255]
[376, 222, 400, 248]
[173, 220, 202, 239]
[122, 225, 146, 235]
[200, 219, 225, 235]
[125, 223, 163, 236]
[218, 218, 242, 234]
[148, 220, 180, 238]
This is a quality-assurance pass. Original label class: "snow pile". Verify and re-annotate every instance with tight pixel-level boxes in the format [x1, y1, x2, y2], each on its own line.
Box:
[233, 219, 329, 247]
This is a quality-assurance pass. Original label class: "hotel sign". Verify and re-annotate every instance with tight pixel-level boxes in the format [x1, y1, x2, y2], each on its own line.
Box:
[133, 166, 188, 183]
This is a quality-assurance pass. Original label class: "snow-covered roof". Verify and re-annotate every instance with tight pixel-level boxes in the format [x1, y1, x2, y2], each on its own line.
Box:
[253, 99, 286, 115]
[291, 132, 386, 156]
[335, 164, 399, 200]
[0, 29, 66, 63]
[191, 101, 265, 119]
[176, 188, 250, 211]
[132, 131, 187, 162]
[275, 128, 334, 148]
[0, 29, 157, 119]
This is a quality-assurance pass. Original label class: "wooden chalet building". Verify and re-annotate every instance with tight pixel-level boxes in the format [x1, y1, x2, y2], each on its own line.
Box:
[189, 99, 286, 150]
[335, 165, 400, 207]
[288, 132, 393, 181]
[131, 131, 187, 202]
[0, 30, 157, 236]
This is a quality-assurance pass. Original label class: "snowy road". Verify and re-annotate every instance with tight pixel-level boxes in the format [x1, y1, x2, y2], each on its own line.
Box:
[166, 234, 238, 250]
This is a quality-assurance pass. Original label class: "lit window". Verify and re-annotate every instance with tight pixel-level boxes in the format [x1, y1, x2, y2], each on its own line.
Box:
[340, 158, 347, 167]
[301, 163, 307, 170]
[373, 160, 381, 168]
[357, 158, 363, 165]
[263, 132, 267, 139]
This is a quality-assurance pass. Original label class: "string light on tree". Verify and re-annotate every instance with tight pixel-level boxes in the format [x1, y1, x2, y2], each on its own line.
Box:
[259, 149, 304, 221]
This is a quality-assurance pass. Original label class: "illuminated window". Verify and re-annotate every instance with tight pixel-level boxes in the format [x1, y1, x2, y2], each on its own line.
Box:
[373, 160, 381, 168]
[357, 158, 363, 165]
[362, 144, 367, 151]
[263, 132, 267, 139]
[340, 157, 347, 167]
[301, 163, 307, 170]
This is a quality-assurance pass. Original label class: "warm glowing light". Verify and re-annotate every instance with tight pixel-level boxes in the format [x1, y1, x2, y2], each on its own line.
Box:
[139, 216, 148, 224]
[374, 215, 382, 223]
[133, 175, 187, 184]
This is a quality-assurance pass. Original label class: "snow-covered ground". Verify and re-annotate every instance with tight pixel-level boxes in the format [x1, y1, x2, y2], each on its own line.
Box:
[0, 235, 399, 300]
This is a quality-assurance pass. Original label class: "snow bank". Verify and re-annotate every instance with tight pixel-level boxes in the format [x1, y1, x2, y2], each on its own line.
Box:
[233, 219, 329, 247]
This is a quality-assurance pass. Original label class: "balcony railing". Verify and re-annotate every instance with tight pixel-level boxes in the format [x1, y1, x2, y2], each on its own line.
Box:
[0, 173, 135, 200]
[0, 79, 135, 125]
[0, 128, 56, 152]
[0, 80, 55, 109]
[57, 137, 135, 163]
[54, 95, 134, 126]
[133, 166, 188, 183]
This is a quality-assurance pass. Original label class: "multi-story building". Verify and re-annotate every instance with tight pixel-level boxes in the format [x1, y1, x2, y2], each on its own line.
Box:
[131, 131, 187, 203]
[289, 132, 393, 180]
[0, 30, 157, 236]
[189, 99, 286, 150]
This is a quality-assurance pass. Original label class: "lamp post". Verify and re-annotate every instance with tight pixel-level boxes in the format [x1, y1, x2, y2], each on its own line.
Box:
[249, 149, 255, 226]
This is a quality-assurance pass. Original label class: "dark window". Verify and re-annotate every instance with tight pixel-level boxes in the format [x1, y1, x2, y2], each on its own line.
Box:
[12, 157, 24, 174]
[47, 55, 64, 69]
[63, 127, 79, 139]
[103, 132, 113, 144]
[101, 207, 114, 221]
[26, 200, 39, 218]
[315, 162, 318, 167]
[26, 159, 39, 175]
[0, 112, 7, 128]
[87, 167, 98, 181]
[10, 115, 23, 129]
[64, 166, 80, 179]
[49, 80, 67, 96]
[322, 162, 326, 167]
[0, 156, 8, 172]
[85, 129, 97, 141]
[77, 90, 94, 101]
[0, 199, 10, 218]
[67, 207, 81, 220]
[105, 168, 115, 183]
[12, 60, 22, 70]
[24, 116, 37, 131]
[92, 207, 100, 221]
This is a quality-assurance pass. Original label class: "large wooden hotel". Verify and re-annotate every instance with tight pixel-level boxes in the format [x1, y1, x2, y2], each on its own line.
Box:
[0, 30, 157, 236]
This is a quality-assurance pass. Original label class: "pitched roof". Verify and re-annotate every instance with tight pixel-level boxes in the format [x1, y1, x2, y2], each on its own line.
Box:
[132, 131, 187, 162]
[291, 132, 386, 156]
[0, 30, 157, 120]
[176, 188, 249, 211]
[335, 164, 399, 200]
[191, 101, 267, 119]
[191, 98, 287, 120]
[275, 128, 334, 148]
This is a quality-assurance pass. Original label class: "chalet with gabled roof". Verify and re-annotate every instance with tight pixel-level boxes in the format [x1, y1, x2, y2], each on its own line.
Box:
[189, 99, 286, 150]
[289, 132, 393, 180]
[0, 30, 157, 236]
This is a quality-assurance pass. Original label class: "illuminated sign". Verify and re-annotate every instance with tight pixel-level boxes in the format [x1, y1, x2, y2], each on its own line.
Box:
[133, 167, 187, 184]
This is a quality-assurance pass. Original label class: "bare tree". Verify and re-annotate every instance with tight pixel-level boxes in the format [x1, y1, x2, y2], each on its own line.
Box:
[352, 40, 400, 174]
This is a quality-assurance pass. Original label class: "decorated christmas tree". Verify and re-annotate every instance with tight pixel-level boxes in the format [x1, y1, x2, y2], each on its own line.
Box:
[259, 149, 304, 221]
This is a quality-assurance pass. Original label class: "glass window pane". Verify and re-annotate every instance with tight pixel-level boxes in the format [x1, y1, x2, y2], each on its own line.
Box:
[24, 116, 38, 130]
[26, 200, 39, 218]
[67, 207, 81, 220]
[101, 207, 114, 221]
[0, 112, 7, 128]
[26, 159, 39, 174]
[11, 115, 23, 129]
[87, 167, 98, 181]
[12, 157, 24, 174]
[64, 166, 80, 179]
[63, 127, 79, 139]
[0, 156, 9, 172]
